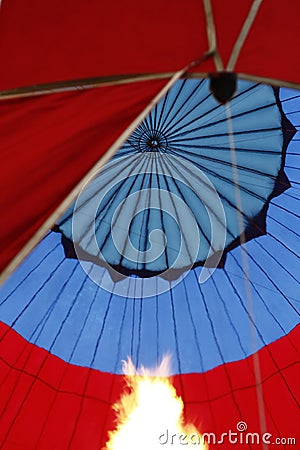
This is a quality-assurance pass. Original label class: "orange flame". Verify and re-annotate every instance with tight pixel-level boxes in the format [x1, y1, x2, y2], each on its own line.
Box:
[104, 356, 207, 449]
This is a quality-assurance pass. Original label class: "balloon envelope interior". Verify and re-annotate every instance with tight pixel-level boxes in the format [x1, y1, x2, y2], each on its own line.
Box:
[57, 79, 293, 280]
[0, 84, 299, 450]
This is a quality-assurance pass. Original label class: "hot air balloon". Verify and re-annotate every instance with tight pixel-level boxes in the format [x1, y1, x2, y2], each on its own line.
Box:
[0, 1, 299, 449]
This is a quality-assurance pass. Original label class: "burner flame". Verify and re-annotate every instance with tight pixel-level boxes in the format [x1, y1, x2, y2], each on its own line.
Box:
[104, 356, 207, 449]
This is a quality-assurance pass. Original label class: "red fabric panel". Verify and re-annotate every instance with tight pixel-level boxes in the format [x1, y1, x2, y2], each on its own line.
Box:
[0, 0, 209, 90]
[233, 0, 300, 82]
[0, 1, 299, 90]
[0, 80, 166, 275]
[0, 321, 299, 449]
[213, 0, 300, 82]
